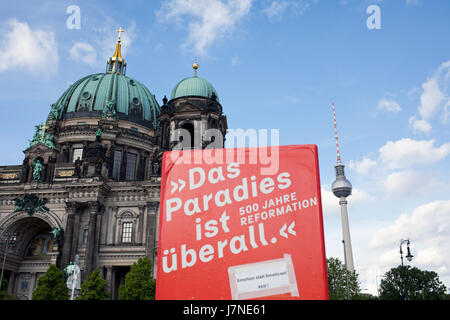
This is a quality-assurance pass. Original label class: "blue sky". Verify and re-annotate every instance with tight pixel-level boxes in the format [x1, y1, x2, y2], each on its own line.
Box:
[1, 0, 449, 295]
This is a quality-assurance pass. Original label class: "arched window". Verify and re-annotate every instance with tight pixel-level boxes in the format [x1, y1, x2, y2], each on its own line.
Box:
[125, 152, 137, 180]
[121, 222, 133, 243]
[181, 122, 195, 149]
[112, 150, 122, 180]
[116, 210, 138, 245]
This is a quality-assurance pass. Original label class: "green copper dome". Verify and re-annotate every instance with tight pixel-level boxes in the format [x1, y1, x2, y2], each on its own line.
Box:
[170, 75, 219, 102]
[48, 73, 160, 128]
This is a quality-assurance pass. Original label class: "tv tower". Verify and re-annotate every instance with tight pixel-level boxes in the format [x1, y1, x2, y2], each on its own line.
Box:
[331, 102, 355, 272]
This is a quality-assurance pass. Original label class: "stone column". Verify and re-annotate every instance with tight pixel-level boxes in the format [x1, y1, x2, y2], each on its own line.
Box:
[145, 202, 159, 266]
[29, 272, 36, 299]
[94, 206, 104, 256]
[107, 206, 118, 245]
[137, 205, 145, 245]
[105, 265, 113, 299]
[61, 202, 79, 268]
[120, 147, 128, 180]
[85, 201, 100, 275]
[7, 272, 16, 295]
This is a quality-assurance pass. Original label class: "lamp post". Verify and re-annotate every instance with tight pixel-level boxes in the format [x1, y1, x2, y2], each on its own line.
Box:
[399, 239, 413, 300]
[0, 233, 13, 290]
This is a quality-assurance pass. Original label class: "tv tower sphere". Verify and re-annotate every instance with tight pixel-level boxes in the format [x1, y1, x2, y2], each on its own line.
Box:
[332, 163, 352, 198]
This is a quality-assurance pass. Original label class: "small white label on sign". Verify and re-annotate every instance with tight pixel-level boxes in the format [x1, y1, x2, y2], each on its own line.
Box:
[228, 254, 299, 300]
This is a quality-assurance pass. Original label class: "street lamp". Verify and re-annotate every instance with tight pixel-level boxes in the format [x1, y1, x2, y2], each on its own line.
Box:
[0, 233, 16, 291]
[399, 239, 413, 300]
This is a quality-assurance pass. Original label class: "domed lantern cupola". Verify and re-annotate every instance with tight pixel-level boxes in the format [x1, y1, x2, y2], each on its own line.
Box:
[158, 61, 228, 151]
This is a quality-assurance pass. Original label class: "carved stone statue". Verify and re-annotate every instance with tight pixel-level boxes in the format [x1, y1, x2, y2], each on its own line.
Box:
[82, 159, 89, 178]
[28, 124, 56, 150]
[94, 156, 104, 177]
[47, 103, 63, 121]
[102, 99, 116, 118]
[152, 159, 160, 176]
[29, 126, 41, 147]
[32, 159, 43, 182]
[64, 255, 81, 300]
[74, 157, 83, 179]
[42, 133, 56, 149]
[14, 194, 49, 216]
[51, 227, 64, 246]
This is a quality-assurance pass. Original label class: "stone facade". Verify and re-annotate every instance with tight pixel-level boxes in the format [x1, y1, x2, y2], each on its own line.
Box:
[0, 65, 227, 299]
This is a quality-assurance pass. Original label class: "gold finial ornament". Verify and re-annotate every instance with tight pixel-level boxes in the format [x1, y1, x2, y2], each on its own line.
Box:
[112, 27, 125, 62]
[107, 27, 127, 74]
[192, 59, 199, 76]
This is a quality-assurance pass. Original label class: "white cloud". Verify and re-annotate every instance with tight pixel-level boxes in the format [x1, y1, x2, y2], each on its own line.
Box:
[156, 0, 253, 56]
[321, 186, 373, 216]
[363, 200, 450, 293]
[321, 187, 339, 216]
[409, 60, 450, 133]
[262, 0, 312, 22]
[352, 188, 374, 204]
[379, 138, 450, 170]
[406, 0, 422, 6]
[348, 157, 377, 175]
[69, 42, 97, 67]
[443, 99, 450, 124]
[0, 19, 58, 75]
[367, 201, 450, 279]
[383, 170, 432, 196]
[419, 78, 445, 119]
[408, 116, 432, 134]
[369, 200, 450, 250]
[378, 99, 402, 113]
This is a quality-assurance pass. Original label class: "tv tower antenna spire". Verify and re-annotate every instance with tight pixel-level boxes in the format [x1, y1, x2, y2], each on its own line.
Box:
[333, 102, 342, 164]
[331, 102, 355, 273]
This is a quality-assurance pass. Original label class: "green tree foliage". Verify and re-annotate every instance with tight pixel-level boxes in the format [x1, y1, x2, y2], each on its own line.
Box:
[327, 257, 361, 300]
[0, 277, 13, 300]
[118, 256, 155, 300]
[77, 267, 109, 300]
[379, 265, 447, 300]
[32, 264, 68, 300]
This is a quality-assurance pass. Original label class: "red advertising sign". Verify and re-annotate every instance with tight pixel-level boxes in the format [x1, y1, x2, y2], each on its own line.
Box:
[156, 145, 328, 300]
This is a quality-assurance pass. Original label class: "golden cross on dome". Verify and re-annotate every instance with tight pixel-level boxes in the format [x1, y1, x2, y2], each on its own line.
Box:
[39, 123, 49, 139]
[116, 27, 125, 42]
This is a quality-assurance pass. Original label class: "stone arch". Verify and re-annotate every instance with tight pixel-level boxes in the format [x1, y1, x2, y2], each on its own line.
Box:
[0, 212, 62, 258]
[0, 213, 62, 300]
[0, 210, 62, 236]
[116, 209, 138, 219]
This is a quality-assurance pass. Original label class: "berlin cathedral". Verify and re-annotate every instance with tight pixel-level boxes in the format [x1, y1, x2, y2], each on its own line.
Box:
[0, 30, 228, 299]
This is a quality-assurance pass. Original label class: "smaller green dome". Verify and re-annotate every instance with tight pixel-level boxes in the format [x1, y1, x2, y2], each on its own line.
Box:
[170, 75, 219, 102]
